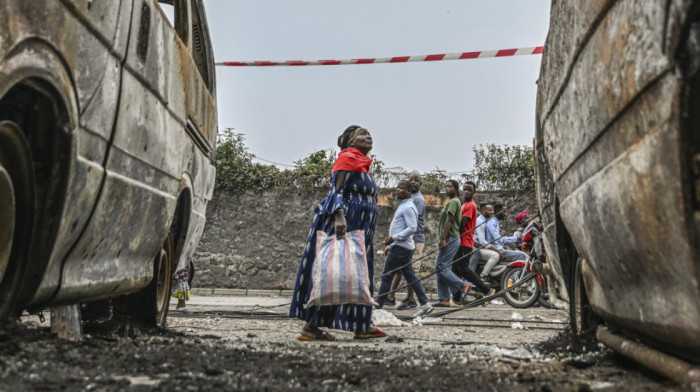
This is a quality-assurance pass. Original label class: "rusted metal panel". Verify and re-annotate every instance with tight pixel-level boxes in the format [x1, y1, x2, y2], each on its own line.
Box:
[55, 0, 217, 301]
[543, 0, 672, 182]
[60, 0, 124, 51]
[554, 74, 679, 198]
[33, 33, 132, 304]
[537, 0, 700, 362]
[56, 74, 182, 299]
[558, 87, 700, 357]
[0, 1, 135, 304]
[537, 0, 616, 118]
[0, 1, 216, 310]
[0, 1, 119, 118]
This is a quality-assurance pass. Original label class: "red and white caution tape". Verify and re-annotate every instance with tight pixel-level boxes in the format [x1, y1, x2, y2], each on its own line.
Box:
[216, 46, 543, 67]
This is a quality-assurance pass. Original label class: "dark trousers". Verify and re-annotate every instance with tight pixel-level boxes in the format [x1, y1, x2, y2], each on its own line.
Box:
[452, 246, 490, 293]
[377, 246, 429, 305]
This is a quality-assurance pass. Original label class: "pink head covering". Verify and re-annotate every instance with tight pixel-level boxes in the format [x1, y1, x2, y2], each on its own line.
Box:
[515, 210, 529, 225]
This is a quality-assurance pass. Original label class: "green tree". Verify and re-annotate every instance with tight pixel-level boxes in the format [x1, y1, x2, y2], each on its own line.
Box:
[422, 169, 450, 193]
[289, 149, 386, 188]
[469, 144, 534, 192]
[214, 128, 279, 191]
[213, 129, 389, 191]
[290, 149, 337, 188]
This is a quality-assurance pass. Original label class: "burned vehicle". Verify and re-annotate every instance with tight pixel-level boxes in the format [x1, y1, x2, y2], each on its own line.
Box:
[0, 0, 217, 328]
[535, 0, 700, 383]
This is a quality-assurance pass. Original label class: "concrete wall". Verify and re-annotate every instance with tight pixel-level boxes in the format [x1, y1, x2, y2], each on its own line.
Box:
[192, 187, 535, 290]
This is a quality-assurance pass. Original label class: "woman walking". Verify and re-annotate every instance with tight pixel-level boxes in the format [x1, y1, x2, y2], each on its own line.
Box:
[289, 125, 385, 340]
[433, 180, 473, 307]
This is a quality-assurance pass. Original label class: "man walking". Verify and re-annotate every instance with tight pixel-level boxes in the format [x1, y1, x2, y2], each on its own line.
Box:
[375, 180, 433, 318]
[451, 182, 495, 304]
[389, 173, 426, 310]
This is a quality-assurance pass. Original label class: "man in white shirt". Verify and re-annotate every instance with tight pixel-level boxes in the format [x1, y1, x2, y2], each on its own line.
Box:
[472, 204, 503, 279]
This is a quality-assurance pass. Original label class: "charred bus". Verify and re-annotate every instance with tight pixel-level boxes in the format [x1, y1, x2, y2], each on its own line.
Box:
[535, 0, 700, 383]
[0, 0, 217, 327]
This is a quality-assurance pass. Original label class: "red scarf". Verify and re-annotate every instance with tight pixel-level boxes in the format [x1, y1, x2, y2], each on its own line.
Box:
[331, 148, 373, 173]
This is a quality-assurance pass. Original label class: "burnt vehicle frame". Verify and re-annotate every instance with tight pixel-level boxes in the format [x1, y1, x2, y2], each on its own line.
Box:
[535, 0, 700, 384]
[0, 0, 217, 328]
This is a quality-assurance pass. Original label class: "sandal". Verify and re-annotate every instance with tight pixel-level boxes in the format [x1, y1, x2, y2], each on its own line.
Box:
[353, 328, 387, 339]
[297, 331, 336, 341]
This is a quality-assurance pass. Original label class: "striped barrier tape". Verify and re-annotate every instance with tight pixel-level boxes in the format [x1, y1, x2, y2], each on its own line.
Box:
[216, 45, 544, 67]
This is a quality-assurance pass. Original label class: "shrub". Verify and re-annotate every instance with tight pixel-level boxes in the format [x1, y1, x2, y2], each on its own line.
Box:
[469, 144, 534, 192]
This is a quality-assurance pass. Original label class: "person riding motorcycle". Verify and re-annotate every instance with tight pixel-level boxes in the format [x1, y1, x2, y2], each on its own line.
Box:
[485, 204, 528, 263]
[513, 210, 537, 250]
[471, 203, 503, 280]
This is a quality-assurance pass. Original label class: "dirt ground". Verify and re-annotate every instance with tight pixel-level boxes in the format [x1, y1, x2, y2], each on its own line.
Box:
[0, 295, 685, 391]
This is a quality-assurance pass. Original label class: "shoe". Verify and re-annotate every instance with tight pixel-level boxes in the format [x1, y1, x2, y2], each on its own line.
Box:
[452, 291, 461, 304]
[413, 303, 434, 318]
[298, 331, 336, 341]
[353, 328, 387, 339]
[397, 299, 417, 310]
[384, 298, 397, 307]
[373, 303, 384, 310]
[483, 288, 497, 306]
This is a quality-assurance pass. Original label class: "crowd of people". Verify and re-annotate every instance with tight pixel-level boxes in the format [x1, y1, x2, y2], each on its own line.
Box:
[288, 125, 533, 341]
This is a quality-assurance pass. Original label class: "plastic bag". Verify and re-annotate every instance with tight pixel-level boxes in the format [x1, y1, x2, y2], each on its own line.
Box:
[307, 230, 377, 306]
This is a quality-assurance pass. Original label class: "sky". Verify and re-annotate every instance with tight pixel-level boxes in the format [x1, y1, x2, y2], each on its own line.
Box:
[202, 1, 552, 174]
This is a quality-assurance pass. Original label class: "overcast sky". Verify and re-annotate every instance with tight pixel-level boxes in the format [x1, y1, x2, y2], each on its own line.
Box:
[202, 1, 551, 174]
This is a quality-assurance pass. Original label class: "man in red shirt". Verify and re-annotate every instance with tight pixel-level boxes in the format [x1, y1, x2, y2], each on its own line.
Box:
[452, 181, 495, 304]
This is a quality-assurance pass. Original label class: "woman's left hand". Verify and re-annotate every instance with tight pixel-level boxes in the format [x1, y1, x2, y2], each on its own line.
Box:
[334, 211, 347, 237]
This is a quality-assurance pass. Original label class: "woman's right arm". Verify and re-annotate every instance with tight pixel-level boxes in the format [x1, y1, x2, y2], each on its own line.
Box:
[333, 171, 347, 237]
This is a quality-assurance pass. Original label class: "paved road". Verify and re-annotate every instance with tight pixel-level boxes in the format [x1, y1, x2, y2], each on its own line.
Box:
[168, 291, 570, 351]
[5, 292, 676, 391]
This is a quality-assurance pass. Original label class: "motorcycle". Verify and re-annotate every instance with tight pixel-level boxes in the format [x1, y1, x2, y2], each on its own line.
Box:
[500, 225, 549, 308]
[471, 252, 510, 293]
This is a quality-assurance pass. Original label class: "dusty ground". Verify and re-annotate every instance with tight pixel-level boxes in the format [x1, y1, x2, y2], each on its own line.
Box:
[0, 294, 683, 391]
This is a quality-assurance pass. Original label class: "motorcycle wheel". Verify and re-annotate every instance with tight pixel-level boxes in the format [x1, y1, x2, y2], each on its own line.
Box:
[501, 267, 540, 308]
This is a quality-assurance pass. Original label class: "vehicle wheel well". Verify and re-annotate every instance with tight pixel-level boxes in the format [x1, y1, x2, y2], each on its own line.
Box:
[0, 79, 71, 304]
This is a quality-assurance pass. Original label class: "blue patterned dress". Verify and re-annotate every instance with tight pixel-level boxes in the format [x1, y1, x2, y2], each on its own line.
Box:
[289, 170, 378, 333]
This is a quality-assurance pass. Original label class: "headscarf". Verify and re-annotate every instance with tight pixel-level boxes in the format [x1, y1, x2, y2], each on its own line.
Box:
[331, 148, 373, 173]
[515, 210, 529, 225]
[337, 125, 364, 150]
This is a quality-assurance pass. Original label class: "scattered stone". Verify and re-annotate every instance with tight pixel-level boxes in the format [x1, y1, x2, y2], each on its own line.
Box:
[384, 335, 404, 343]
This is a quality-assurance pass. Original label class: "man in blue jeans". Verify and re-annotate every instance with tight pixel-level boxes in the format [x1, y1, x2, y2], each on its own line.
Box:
[485, 203, 528, 262]
[375, 180, 433, 318]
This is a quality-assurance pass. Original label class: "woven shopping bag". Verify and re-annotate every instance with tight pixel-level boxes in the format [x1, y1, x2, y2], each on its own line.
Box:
[307, 230, 377, 306]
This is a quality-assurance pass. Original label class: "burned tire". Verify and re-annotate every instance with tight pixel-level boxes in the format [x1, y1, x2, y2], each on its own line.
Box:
[501, 267, 540, 308]
[126, 231, 174, 328]
[0, 121, 35, 327]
